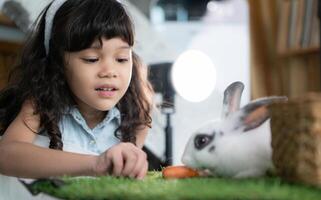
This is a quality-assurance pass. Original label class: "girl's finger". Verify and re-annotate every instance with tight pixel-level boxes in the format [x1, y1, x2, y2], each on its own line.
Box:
[121, 149, 137, 176]
[111, 150, 123, 177]
[136, 160, 148, 180]
[129, 151, 147, 178]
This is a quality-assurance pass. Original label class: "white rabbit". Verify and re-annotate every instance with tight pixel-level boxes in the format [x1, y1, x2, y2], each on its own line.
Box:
[181, 81, 287, 178]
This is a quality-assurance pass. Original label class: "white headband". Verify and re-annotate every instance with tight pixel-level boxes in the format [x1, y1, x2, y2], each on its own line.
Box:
[44, 0, 67, 55]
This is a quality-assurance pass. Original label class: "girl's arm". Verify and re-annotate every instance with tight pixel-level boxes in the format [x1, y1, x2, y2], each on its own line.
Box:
[0, 101, 97, 178]
[0, 141, 97, 178]
[0, 101, 148, 179]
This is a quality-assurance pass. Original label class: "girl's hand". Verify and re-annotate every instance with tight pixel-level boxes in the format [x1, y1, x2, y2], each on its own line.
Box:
[94, 142, 148, 180]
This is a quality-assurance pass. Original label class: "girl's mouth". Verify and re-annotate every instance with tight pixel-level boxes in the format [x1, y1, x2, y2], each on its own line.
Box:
[95, 87, 118, 97]
[95, 88, 116, 91]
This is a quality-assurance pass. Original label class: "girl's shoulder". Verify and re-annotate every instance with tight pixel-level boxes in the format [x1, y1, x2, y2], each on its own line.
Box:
[20, 100, 40, 133]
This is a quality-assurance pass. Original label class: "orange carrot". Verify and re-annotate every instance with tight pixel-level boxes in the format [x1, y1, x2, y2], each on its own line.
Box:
[162, 165, 200, 179]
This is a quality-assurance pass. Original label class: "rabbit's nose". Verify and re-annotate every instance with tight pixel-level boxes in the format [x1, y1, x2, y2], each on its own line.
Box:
[181, 154, 191, 166]
[194, 134, 213, 150]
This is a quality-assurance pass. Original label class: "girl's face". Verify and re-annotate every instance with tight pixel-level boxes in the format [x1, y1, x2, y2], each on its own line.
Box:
[64, 37, 133, 113]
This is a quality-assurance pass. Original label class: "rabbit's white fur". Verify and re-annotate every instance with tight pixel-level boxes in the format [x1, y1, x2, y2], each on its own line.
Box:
[181, 81, 286, 178]
[182, 119, 272, 178]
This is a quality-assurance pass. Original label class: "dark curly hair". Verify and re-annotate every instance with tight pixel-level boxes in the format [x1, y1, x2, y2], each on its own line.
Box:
[0, 0, 153, 150]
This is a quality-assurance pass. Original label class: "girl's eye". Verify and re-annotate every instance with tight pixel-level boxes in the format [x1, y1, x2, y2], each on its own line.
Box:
[116, 58, 129, 63]
[82, 58, 99, 63]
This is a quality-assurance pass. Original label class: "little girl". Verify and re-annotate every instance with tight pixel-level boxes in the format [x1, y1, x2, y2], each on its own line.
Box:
[0, 0, 153, 180]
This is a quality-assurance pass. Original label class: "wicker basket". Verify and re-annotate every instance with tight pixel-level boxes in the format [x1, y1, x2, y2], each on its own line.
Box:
[270, 93, 321, 186]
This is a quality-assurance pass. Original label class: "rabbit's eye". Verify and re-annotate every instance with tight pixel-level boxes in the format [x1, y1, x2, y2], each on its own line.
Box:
[194, 134, 213, 150]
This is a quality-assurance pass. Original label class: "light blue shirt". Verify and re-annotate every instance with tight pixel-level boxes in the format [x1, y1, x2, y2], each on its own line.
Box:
[34, 107, 121, 155]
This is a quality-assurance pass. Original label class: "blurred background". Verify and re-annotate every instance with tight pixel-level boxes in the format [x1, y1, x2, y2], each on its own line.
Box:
[0, 0, 319, 167]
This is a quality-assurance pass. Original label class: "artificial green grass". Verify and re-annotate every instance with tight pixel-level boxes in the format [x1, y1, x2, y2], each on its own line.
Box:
[31, 172, 321, 200]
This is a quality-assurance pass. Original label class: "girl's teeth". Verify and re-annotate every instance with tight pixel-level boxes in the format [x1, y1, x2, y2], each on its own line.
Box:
[97, 88, 113, 91]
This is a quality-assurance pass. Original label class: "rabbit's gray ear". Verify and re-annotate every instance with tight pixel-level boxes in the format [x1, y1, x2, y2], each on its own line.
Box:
[222, 81, 244, 119]
[235, 96, 288, 132]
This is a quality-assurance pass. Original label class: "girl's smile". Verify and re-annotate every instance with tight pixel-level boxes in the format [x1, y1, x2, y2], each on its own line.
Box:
[95, 84, 119, 98]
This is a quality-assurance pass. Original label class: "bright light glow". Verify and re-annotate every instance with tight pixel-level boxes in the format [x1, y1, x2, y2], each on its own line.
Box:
[171, 50, 216, 102]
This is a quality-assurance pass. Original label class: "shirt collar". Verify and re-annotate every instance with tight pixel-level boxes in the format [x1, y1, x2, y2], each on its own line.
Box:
[66, 106, 121, 128]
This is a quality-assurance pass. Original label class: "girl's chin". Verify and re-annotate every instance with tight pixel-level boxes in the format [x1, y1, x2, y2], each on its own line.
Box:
[94, 104, 116, 111]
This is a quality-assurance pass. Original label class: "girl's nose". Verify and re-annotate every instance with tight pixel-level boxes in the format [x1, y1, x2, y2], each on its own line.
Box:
[98, 71, 117, 78]
[98, 63, 117, 78]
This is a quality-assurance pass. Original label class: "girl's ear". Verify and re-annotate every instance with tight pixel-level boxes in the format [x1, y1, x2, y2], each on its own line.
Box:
[235, 96, 288, 132]
[221, 81, 244, 119]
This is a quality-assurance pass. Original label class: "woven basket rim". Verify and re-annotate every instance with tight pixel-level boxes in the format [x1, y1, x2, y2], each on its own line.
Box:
[287, 93, 321, 103]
